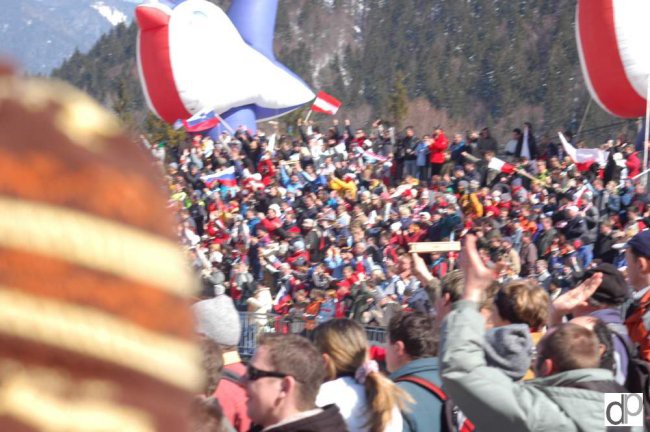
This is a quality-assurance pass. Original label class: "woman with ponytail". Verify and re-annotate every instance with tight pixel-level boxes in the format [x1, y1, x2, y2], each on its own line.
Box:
[312, 319, 410, 432]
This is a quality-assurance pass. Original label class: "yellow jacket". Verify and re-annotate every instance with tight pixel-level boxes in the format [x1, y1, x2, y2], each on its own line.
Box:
[329, 177, 358, 199]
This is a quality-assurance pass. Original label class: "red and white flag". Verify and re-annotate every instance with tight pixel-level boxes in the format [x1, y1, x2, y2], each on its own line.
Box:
[558, 132, 608, 172]
[361, 149, 388, 162]
[311, 91, 342, 115]
[487, 156, 515, 174]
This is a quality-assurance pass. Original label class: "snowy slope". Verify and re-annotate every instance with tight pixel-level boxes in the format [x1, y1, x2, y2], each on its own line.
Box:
[0, 0, 141, 75]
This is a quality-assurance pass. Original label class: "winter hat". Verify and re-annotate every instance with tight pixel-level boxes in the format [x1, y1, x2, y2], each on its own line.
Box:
[581, 263, 631, 306]
[0, 71, 199, 431]
[192, 291, 241, 347]
[483, 324, 534, 380]
[268, 203, 281, 216]
[293, 239, 306, 251]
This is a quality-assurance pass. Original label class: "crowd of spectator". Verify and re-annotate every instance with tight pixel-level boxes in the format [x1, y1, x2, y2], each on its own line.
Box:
[175, 117, 650, 431]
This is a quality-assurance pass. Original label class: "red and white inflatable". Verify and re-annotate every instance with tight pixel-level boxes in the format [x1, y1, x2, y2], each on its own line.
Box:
[576, 0, 650, 118]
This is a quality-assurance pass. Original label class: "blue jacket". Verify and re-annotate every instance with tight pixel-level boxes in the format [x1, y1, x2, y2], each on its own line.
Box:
[390, 357, 443, 432]
[415, 141, 429, 167]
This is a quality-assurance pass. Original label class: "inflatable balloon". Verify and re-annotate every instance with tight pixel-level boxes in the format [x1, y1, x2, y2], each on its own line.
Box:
[136, 0, 314, 132]
[576, 0, 650, 118]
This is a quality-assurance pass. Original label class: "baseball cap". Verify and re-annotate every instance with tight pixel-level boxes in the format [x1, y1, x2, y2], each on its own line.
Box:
[626, 230, 650, 258]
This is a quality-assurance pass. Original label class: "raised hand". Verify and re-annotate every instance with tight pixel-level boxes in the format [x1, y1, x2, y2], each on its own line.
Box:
[550, 272, 603, 325]
[411, 252, 434, 283]
[459, 234, 495, 303]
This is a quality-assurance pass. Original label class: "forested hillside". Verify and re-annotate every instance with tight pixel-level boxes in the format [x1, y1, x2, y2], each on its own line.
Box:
[52, 0, 638, 144]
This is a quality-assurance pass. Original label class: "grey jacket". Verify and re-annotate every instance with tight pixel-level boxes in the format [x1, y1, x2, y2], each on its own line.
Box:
[440, 300, 642, 432]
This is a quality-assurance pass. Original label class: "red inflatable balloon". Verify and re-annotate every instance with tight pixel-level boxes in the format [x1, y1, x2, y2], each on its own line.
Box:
[576, 0, 650, 118]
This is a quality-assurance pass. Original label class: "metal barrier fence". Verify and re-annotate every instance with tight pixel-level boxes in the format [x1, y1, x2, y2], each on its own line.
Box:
[238, 312, 386, 358]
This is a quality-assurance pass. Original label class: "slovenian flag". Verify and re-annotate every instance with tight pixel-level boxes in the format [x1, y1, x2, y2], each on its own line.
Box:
[487, 156, 515, 174]
[181, 109, 221, 133]
[311, 91, 342, 115]
[201, 166, 237, 188]
[558, 132, 608, 172]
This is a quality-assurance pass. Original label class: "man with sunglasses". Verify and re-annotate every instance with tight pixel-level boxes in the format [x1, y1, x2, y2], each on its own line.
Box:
[245, 334, 348, 432]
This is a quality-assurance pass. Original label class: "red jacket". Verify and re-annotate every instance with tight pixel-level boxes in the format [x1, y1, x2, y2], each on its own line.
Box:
[625, 288, 650, 362]
[287, 250, 310, 267]
[626, 152, 641, 178]
[214, 361, 250, 432]
[260, 216, 282, 233]
[429, 133, 449, 164]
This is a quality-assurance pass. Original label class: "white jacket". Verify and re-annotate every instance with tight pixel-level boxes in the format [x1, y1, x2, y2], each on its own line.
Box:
[316, 376, 403, 432]
[246, 288, 272, 326]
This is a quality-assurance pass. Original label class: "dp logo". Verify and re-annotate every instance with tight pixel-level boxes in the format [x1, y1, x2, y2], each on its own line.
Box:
[604, 393, 643, 427]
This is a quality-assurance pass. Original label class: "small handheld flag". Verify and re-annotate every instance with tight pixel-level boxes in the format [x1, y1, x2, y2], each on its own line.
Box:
[558, 132, 608, 172]
[487, 156, 515, 174]
[201, 166, 237, 188]
[181, 109, 221, 133]
[311, 91, 342, 115]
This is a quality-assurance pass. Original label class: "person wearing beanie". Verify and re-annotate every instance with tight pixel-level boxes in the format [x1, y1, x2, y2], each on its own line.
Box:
[624, 230, 650, 364]
[193, 287, 250, 432]
[483, 324, 534, 381]
[287, 239, 309, 268]
[0, 69, 200, 431]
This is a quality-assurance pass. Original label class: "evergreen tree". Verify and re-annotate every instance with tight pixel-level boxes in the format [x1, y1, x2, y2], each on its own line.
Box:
[112, 79, 135, 131]
[388, 71, 408, 129]
[144, 112, 187, 150]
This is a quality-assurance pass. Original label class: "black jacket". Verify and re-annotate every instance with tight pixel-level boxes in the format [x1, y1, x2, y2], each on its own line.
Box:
[252, 404, 349, 432]
[594, 232, 617, 264]
[514, 131, 537, 159]
[562, 217, 587, 241]
[535, 228, 557, 258]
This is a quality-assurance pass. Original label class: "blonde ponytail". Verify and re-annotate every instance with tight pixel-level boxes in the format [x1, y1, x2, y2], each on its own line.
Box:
[312, 319, 412, 432]
[363, 369, 412, 432]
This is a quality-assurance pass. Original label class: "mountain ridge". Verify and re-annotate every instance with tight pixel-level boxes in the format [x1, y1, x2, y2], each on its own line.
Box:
[51, 0, 637, 144]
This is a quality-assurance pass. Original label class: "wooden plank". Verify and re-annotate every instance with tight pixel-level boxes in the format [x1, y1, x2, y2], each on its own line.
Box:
[409, 241, 461, 253]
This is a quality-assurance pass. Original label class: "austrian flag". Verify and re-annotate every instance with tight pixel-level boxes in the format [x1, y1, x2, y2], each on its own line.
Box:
[488, 156, 516, 174]
[558, 132, 608, 172]
[311, 91, 342, 115]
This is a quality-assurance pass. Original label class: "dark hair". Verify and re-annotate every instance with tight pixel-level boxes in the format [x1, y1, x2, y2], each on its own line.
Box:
[388, 311, 438, 358]
[536, 324, 600, 373]
[258, 333, 326, 410]
[591, 319, 616, 372]
[441, 270, 464, 303]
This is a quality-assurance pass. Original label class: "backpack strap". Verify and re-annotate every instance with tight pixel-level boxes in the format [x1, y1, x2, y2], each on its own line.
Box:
[606, 322, 636, 357]
[221, 369, 243, 386]
[396, 375, 476, 432]
[395, 375, 447, 401]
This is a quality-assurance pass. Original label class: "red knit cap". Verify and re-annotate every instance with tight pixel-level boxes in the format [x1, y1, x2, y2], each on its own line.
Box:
[0, 69, 199, 431]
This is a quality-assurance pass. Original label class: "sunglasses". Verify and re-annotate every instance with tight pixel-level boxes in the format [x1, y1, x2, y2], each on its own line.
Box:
[246, 364, 291, 382]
